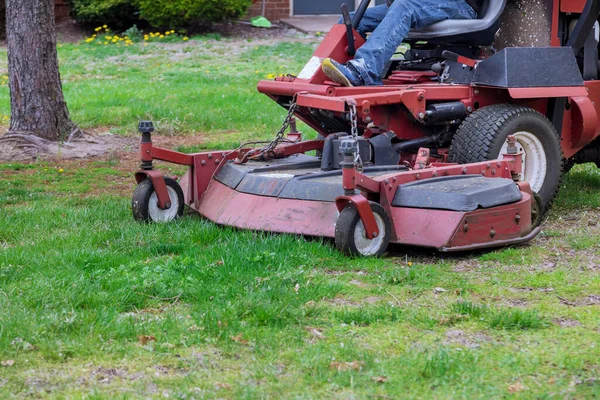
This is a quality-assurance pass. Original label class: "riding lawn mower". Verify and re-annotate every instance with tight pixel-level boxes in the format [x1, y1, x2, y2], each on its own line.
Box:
[131, 0, 600, 256]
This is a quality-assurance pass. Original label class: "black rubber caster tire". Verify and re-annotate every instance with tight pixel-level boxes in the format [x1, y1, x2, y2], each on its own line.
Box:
[132, 177, 184, 223]
[335, 202, 391, 257]
[449, 104, 562, 216]
[531, 191, 544, 229]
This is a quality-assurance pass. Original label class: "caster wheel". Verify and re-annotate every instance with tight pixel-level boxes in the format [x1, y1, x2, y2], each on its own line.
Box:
[335, 202, 391, 257]
[132, 177, 184, 223]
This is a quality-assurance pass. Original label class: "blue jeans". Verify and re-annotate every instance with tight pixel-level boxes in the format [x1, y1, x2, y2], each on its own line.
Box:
[339, 1, 476, 85]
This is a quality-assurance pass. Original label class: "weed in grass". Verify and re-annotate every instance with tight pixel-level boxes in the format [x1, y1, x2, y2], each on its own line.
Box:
[421, 348, 477, 379]
[450, 301, 487, 318]
[487, 308, 548, 330]
[333, 306, 403, 326]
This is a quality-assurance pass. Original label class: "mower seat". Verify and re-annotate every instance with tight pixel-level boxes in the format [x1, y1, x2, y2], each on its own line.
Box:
[406, 0, 507, 46]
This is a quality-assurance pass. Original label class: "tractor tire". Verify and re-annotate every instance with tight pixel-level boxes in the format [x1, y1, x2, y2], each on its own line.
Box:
[448, 104, 562, 215]
[335, 202, 391, 257]
[132, 177, 184, 223]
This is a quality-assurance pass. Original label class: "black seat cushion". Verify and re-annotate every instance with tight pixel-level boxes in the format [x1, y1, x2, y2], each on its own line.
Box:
[392, 175, 522, 212]
[406, 0, 507, 46]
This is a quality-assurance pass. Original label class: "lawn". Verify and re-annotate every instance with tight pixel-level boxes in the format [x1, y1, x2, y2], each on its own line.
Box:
[0, 33, 599, 399]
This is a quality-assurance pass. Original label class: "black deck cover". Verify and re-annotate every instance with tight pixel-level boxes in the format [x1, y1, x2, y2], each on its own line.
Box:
[392, 175, 522, 212]
[215, 155, 406, 202]
[449, 47, 584, 88]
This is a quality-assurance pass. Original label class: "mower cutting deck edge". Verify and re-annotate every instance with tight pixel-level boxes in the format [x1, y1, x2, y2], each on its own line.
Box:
[131, 0, 600, 256]
[132, 119, 540, 256]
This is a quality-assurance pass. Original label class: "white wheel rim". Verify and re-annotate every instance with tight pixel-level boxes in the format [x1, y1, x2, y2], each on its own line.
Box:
[498, 131, 547, 193]
[354, 212, 386, 256]
[148, 185, 180, 222]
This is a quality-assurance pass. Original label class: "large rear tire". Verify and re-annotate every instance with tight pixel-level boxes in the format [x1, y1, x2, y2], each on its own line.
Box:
[449, 104, 562, 215]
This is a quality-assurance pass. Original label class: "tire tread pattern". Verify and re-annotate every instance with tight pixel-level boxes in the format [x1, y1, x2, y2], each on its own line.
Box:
[448, 103, 563, 215]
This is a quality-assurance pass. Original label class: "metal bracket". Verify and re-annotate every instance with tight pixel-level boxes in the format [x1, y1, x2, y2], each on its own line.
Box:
[135, 169, 172, 210]
[335, 195, 380, 240]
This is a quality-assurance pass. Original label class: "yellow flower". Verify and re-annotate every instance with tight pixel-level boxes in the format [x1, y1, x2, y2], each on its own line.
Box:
[159, 35, 165, 38]
[58, 168, 64, 173]
[102, 24, 108, 28]
[170, 30, 175, 34]
[182, 36, 189, 41]
[165, 31, 171, 35]
[95, 27, 102, 32]
[106, 36, 112, 40]
[265, 73, 276, 79]
[1, 82, 5, 85]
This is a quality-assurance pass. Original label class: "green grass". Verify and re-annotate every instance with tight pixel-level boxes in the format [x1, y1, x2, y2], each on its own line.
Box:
[0, 36, 318, 144]
[1, 37, 600, 398]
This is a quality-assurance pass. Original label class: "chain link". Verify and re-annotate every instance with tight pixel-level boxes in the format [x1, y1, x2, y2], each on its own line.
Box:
[348, 103, 363, 172]
[262, 95, 297, 154]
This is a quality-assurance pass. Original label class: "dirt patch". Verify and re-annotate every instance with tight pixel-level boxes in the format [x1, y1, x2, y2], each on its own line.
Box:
[504, 298, 530, 308]
[0, 132, 138, 162]
[453, 260, 482, 272]
[509, 287, 555, 293]
[443, 329, 492, 349]
[558, 294, 600, 307]
[552, 318, 582, 328]
[197, 21, 309, 40]
[55, 19, 86, 43]
[326, 296, 382, 307]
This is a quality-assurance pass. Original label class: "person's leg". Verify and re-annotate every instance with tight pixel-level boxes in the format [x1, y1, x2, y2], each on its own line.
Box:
[353, 0, 476, 85]
[337, 5, 388, 38]
[326, 0, 476, 86]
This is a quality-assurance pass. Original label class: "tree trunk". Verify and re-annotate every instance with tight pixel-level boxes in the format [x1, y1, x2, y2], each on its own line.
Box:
[6, 0, 76, 141]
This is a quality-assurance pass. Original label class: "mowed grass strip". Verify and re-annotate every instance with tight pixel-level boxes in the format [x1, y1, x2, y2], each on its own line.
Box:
[0, 38, 599, 398]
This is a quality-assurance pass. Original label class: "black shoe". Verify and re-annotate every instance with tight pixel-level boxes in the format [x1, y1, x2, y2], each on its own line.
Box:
[321, 58, 364, 87]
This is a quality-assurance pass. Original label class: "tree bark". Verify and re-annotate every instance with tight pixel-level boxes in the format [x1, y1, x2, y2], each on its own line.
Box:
[6, 0, 76, 141]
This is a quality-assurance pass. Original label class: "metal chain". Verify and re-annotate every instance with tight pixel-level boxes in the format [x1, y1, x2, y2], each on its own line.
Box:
[263, 96, 298, 154]
[348, 103, 363, 172]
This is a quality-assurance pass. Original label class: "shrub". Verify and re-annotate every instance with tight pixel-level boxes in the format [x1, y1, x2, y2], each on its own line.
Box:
[134, 0, 252, 29]
[65, 0, 140, 29]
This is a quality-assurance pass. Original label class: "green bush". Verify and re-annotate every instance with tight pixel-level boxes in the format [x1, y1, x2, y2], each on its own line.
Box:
[134, 0, 252, 29]
[65, 0, 140, 29]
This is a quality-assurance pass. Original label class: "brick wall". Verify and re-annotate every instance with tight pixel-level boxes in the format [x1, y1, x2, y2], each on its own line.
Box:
[55, 0, 71, 22]
[247, 0, 290, 21]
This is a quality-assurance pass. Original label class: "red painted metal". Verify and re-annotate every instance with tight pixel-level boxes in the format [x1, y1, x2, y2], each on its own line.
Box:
[561, 0, 586, 13]
[195, 176, 533, 251]
[551, 0, 561, 46]
[388, 70, 437, 83]
[134, 170, 171, 209]
[152, 147, 194, 166]
[508, 87, 589, 99]
[570, 95, 599, 150]
[192, 151, 229, 208]
[414, 148, 430, 170]
[140, 142, 153, 163]
[456, 54, 478, 68]
[274, 140, 324, 158]
[389, 193, 532, 250]
[197, 181, 338, 237]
